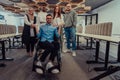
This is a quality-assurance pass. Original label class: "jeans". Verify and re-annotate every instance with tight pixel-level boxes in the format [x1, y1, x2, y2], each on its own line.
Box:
[64, 27, 76, 50]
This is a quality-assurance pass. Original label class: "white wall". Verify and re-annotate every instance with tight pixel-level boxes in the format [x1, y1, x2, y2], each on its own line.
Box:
[92, 0, 120, 36]
[0, 11, 24, 33]
[0, 11, 23, 25]
[92, 0, 120, 58]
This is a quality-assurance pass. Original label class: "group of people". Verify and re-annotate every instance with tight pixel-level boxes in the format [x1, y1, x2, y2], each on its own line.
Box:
[22, 3, 77, 74]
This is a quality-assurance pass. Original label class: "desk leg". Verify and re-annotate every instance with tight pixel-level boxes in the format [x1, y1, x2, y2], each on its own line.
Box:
[90, 66, 120, 80]
[117, 42, 120, 62]
[87, 40, 101, 64]
[90, 37, 93, 49]
[76, 35, 85, 50]
[0, 40, 14, 61]
[94, 41, 110, 71]
[86, 39, 89, 47]
[85, 37, 95, 49]
[95, 41, 100, 62]
[76, 35, 79, 49]
[12, 37, 15, 47]
[8, 38, 11, 48]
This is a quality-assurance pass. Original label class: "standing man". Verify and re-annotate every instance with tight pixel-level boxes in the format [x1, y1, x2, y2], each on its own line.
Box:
[63, 3, 77, 56]
[37, 6, 48, 30]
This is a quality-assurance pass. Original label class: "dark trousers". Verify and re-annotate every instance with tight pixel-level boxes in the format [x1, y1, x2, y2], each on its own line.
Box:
[38, 41, 60, 62]
[26, 37, 36, 53]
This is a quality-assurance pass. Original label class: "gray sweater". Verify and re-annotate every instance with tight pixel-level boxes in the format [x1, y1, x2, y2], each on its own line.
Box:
[63, 10, 77, 27]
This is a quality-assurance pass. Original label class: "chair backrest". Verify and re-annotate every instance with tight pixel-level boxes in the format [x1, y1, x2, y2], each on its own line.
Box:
[18, 26, 24, 33]
[85, 22, 112, 36]
[0, 24, 16, 34]
[76, 25, 83, 33]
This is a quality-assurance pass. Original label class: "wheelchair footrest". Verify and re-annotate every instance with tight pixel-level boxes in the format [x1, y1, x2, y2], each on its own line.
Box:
[48, 65, 61, 73]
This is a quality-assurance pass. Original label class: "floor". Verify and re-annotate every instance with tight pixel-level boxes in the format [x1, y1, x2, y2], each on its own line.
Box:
[0, 48, 89, 80]
[0, 42, 120, 80]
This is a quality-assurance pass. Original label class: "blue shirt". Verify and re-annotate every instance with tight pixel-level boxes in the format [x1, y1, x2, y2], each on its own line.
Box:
[37, 23, 59, 43]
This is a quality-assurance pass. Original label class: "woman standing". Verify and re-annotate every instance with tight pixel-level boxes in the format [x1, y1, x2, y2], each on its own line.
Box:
[53, 5, 64, 52]
[22, 8, 37, 57]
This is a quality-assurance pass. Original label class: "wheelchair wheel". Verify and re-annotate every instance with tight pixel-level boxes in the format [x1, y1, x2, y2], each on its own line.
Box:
[32, 47, 44, 72]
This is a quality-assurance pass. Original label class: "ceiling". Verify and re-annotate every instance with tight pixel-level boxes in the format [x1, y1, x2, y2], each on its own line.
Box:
[85, 0, 113, 10]
[0, 0, 113, 15]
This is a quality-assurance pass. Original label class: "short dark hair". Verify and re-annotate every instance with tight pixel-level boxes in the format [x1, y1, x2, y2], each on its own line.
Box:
[65, 3, 71, 6]
[46, 14, 52, 17]
[41, 6, 47, 12]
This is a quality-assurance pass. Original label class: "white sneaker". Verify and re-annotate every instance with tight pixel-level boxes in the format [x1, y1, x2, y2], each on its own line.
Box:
[46, 62, 59, 74]
[63, 49, 71, 53]
[72, 51, 76, 56]
[36, 61, 43, 74]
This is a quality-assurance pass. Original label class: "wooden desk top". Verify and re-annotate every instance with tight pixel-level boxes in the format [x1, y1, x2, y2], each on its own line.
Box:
[0, 33, 22, 39]
[76, 33, 120, 43]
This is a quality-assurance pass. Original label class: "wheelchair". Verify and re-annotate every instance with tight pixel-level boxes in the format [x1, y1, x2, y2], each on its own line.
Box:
[32, 38, 62, 74]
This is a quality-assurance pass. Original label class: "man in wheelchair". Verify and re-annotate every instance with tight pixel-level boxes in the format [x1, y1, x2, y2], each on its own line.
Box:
[34, 14, 60, 74]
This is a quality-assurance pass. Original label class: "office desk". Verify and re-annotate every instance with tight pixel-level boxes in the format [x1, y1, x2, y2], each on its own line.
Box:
[0, 33, 22, 61]
[76, 33, 120, 71]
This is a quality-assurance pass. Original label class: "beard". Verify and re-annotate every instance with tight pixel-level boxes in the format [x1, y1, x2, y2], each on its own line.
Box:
[65, 8, 71, 12]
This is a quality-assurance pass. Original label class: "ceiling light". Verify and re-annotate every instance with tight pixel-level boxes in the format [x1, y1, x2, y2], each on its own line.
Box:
[84, 6, 91, 11]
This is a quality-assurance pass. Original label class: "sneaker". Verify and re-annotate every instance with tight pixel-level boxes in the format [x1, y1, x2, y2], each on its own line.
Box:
[46, 62, 59, 74]
[63, 49, 71, 53]
[36, 61, 43, 74]
[72, 51, 76, 56]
